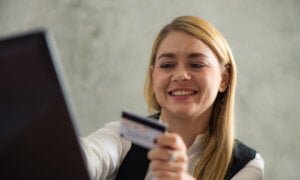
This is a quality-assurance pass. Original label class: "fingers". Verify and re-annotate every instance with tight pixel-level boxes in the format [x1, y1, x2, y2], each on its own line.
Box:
[148, 133, 187, 163]
[151, 170, 195, 180]
[148, 151, 188, 180]
[148, 147, 187, 163]
[155, 133, 187, 151]
[147, 133, 190, 180]
[152, 170, 186, 180]
[149, 159, 187, 172]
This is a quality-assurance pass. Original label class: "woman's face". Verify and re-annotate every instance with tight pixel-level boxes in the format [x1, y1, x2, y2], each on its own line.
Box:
[151, 31, 228, 119]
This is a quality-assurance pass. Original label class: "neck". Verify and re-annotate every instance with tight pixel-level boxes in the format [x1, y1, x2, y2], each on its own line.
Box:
[160, 109, 211, 148]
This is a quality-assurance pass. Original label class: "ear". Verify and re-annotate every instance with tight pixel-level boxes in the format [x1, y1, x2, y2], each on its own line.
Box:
[219, 64, 230, 92]
[150, 65, 154, 75]
[150, 65, 154, 81]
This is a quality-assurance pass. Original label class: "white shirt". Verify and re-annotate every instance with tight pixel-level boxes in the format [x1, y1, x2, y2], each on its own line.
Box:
[80, 121, 264, 180]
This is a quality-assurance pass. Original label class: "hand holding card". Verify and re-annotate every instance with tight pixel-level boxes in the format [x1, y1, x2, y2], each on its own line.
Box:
[119, 111, 167, 149]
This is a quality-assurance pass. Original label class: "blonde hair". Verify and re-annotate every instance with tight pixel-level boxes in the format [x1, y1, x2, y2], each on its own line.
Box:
[144, 16, 237, 179]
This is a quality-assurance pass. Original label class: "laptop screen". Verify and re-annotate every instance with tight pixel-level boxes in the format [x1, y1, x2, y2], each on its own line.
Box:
[0, 31, 90, 180]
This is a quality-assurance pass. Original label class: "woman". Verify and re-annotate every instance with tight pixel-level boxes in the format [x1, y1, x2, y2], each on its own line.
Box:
[80, 16, 264, 180]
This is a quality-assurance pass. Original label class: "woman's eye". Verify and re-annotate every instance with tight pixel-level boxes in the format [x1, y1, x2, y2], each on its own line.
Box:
[190, 63, 204, 68]
[160, 63, 175, 69]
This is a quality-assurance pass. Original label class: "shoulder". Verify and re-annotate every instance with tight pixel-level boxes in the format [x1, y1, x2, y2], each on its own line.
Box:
[225, 140, 261, 179]
[247, 153, 264, 170]
[232, 153, 264, 180]
[230, 140, 264, 180]
[232, 140, 257, 163]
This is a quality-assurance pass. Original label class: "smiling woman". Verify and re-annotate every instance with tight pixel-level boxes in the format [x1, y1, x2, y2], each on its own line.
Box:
[80, 16, 264, 180]
[151, 31, 227, 128]
[143, 16, 264, 180]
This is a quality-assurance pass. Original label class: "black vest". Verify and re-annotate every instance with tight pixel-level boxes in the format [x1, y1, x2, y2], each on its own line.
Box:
[116, 115, 256, 180]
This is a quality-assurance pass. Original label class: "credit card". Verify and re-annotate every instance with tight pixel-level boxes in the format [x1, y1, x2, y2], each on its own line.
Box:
[120, 111, 167, 149]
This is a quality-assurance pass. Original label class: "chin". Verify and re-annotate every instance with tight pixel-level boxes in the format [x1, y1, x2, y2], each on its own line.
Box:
[169, 108, 195, 116]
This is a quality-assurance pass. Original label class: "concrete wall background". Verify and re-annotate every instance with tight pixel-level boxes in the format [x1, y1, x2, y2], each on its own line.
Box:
[1, 0, 299, 179]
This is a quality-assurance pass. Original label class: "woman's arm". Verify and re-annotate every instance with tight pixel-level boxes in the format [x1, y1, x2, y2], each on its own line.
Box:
[79, 121, 131, 180]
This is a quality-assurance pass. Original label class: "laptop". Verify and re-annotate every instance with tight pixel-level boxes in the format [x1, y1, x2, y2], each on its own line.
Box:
[0, 30, 90, 180]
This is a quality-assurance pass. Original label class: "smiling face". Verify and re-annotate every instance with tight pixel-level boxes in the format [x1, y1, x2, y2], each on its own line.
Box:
[151, 31, 228, 120]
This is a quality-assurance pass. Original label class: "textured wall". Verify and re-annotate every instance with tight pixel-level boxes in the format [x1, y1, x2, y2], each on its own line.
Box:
[1, 0, 299, 179]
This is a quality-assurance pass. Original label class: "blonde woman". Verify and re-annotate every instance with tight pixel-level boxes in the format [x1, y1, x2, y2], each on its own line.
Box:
[80, 16, 264, 180]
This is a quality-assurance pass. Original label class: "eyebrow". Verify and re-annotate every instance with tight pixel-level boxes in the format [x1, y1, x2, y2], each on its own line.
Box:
[188, 53, 209, 59]
[157, 52, 209, 60]
[157, 53, 176, 60]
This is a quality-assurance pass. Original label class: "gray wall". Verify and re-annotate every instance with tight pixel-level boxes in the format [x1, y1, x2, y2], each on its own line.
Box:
[1, 0, 299, 179]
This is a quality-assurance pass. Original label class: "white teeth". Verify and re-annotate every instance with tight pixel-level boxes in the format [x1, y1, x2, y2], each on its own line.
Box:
[171, 90, 195, 96]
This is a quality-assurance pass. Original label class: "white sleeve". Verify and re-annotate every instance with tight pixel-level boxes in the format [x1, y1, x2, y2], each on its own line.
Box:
[231, 153, 264, 180]
[79, 121, 131, 180]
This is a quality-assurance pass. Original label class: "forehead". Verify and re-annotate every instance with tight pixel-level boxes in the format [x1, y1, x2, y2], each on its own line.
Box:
[157, 31, 214, 56]
[155, 31, 219, 62]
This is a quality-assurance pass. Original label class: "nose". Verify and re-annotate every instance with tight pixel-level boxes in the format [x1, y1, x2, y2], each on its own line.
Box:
[171, 66, 191, 82]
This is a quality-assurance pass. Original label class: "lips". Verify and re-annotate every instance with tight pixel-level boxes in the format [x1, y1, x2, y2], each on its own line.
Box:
[168, 89, 198, 96]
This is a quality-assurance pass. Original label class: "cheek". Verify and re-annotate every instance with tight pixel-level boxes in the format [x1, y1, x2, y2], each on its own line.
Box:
[200, 71, 222, 92]
[151, 71, 160, 93]
[212, 73, 223, 93]
[152, 71, 169, 93]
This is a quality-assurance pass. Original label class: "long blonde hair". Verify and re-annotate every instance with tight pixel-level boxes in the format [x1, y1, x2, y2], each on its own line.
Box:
[144, 16, 237, 179]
